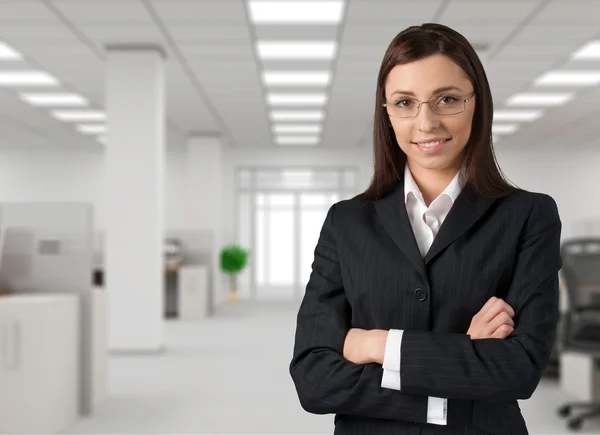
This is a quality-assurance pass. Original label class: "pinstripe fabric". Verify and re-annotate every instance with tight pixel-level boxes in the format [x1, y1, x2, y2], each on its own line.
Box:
[289, 178, 562, 435]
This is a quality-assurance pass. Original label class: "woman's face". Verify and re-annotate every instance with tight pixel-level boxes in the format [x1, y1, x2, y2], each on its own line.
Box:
[384, 54, 476, 174]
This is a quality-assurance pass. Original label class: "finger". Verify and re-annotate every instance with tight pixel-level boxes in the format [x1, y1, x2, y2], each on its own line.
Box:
[480, 298, 507, 323]
[491, 324, 514, 339]
[503, 302, 516, 318]
[480, 296, 498, 313]
[485, 311, 514, 336]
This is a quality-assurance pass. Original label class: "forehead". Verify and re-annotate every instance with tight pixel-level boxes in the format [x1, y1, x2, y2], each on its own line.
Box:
[385, 55, 471, 96]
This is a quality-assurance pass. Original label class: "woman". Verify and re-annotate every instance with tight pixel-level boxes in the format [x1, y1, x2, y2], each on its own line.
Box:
[289, 23, 561, 435]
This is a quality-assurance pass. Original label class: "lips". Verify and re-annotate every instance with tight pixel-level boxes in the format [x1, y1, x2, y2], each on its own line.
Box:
[412, 137, 451, 145]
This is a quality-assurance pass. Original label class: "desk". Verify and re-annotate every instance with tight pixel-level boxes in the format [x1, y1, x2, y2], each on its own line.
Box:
[0, 294, 79, 433]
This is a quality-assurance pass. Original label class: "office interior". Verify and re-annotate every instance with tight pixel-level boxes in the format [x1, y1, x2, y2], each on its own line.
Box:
[1, 0, 600, 434]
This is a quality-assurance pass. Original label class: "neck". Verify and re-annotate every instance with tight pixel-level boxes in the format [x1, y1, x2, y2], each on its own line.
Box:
[408, 162, 461, 206]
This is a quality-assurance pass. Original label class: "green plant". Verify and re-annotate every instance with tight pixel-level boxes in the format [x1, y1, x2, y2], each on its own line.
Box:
[220, 245, 250, 295]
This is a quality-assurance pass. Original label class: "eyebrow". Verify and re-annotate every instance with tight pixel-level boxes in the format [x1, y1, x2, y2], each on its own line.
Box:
[390, 86, 463, 97]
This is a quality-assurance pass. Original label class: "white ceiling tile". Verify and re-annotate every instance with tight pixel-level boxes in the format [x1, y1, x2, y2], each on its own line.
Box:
[151, 1, 248, 24]
[51, 0, 154, 23]
[439, 0, 544, 24]
[533, 1, 600, 24]
[0, 24, 81, 41]
[0, 0, 59, 23]
[170, 25, 250, 42]
[78, 24, 166, 45]
[512, 25, 600, 44]
[346, 0, 443, 24]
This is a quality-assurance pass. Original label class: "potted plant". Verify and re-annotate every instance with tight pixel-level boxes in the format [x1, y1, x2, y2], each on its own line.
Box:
[220, 244, 249, 303]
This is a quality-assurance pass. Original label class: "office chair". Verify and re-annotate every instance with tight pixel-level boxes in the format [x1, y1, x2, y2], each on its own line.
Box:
[557, 238, 600, 431]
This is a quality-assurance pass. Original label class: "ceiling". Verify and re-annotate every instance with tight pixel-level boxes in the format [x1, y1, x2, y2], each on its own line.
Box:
[0, 0, 600, 151]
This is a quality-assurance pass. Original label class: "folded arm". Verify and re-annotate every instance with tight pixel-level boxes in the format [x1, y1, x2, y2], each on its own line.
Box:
[395, 195, 562, 402]
[289, 204, 429, 423]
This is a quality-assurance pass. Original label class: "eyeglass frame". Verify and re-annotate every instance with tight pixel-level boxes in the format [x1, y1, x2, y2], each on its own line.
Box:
[382, 91, 476, 118]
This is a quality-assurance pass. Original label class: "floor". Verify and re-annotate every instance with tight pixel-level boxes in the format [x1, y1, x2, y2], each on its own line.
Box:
[64, 300, 600, 434]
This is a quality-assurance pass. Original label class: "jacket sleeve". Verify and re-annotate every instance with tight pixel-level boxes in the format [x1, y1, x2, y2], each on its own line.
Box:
[289, 203, 429, 423]
[397, 194, 562, 402]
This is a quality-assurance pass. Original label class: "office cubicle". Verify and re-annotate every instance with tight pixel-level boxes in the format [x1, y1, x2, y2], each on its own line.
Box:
[0, 202, 96, 416]
[93, 229, 215, 318]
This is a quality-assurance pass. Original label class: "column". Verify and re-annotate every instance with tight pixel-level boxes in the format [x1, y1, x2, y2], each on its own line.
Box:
[105, 45, 166, 351]
[185, 134, 224, 312]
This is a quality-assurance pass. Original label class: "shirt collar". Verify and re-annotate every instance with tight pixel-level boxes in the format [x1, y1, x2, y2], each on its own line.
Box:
[404, 163, 465, 205]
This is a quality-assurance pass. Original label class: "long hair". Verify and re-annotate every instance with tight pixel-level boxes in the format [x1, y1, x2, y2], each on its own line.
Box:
[362, 23, 518, 200]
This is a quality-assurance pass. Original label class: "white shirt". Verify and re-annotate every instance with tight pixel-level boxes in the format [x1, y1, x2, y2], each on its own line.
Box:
[380, 163, 464, 426]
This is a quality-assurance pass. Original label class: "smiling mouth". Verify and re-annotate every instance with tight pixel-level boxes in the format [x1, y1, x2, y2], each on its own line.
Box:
[412, 138, 451, 147]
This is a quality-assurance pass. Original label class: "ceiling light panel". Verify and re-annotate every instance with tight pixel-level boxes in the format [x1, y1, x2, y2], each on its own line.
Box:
[76, 124, 107, 134]
[51, 110, 106, 122]
[20, 93, 89, 107]
[270, 110, 324, 121]
[267, 93, 328, 106]
[275, 135, 320, 145]
[0, 42, 22, 60]
[505, 92, 574, 106]
[249, 1, 344, 24]
[534, 70, 600, 86]
[257, 41, 337, 60]
[0, 71, 58, 86]
[263, 71, 331, 86]
[273, 124, 322, 134]
[572, 41, 600, 60]
[493, 110, 543, 121]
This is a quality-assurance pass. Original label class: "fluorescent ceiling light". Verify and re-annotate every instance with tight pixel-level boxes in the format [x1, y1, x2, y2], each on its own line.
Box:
[505, 92, 574, 106]
[493, 110, 543, 122]
[534, 70, 600, 86]
[20, 92, 89, 107]
[51, 110, 106, 122]
[249, 1, 344, 24]
[0, 71, 58, 86]
[572, 41, 600, 60]
[263, 71, 331, 86]
[275, 135, 320, 145]
[273, 124, 321, 134]
[267, 93, 327, 106]
[0, 42, 22, 60]
[270, 110, 324, 121]
[492, 124, 519, 135]
[257, 41, 336, 60]
[76, 124, 107, 134]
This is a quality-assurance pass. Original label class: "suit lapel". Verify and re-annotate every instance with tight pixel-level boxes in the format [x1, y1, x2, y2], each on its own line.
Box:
[423, 189, 496, 264]
[374, 181, 428, 283]
[374, 179, 498, 277]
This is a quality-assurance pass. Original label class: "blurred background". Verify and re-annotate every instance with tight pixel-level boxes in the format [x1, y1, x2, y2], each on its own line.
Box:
[1, 0, 600, 433]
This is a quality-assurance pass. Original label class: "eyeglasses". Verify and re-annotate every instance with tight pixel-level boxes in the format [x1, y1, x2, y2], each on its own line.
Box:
[382, 92, 475, 118]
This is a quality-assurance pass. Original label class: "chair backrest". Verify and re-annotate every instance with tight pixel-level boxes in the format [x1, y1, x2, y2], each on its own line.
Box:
[561, 238, 600, 310]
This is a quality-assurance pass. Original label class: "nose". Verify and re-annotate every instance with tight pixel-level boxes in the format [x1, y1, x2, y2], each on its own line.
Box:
[416, 102, 441, 132]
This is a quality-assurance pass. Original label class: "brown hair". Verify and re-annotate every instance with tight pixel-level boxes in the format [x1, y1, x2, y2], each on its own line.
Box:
[362, 23, 517, 200]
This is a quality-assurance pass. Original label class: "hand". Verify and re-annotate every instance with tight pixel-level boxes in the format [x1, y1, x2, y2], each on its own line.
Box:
[343, 328, 388, 365]
[467, 296, 515, 339]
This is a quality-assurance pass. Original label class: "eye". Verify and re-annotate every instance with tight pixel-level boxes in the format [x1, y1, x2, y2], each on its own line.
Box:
[394, 99, 414, 108]
[438, 95, 459, 105]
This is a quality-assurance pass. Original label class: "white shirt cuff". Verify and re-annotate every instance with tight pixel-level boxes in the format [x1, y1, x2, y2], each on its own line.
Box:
[427, 397, 448, 425]
[381, 329, 403, 390]
[382, 329, 403, 372]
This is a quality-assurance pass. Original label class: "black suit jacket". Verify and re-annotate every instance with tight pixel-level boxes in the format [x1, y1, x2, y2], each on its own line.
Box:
[289, 180, 562, 435]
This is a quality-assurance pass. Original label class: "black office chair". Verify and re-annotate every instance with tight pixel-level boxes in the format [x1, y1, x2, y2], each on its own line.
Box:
[557, 238, 600, 431]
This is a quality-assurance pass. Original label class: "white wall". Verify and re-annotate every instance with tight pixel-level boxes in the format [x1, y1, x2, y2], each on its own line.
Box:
[0, 143, 597, 297]
[495, 145, 599, 240]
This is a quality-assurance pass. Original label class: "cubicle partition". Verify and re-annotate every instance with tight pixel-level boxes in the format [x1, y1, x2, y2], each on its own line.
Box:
[0, 202, 96, 417]
[93, 228, 215, 318]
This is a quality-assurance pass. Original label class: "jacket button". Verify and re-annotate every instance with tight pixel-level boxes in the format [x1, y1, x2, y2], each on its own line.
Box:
[414, 288, 428, 301]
